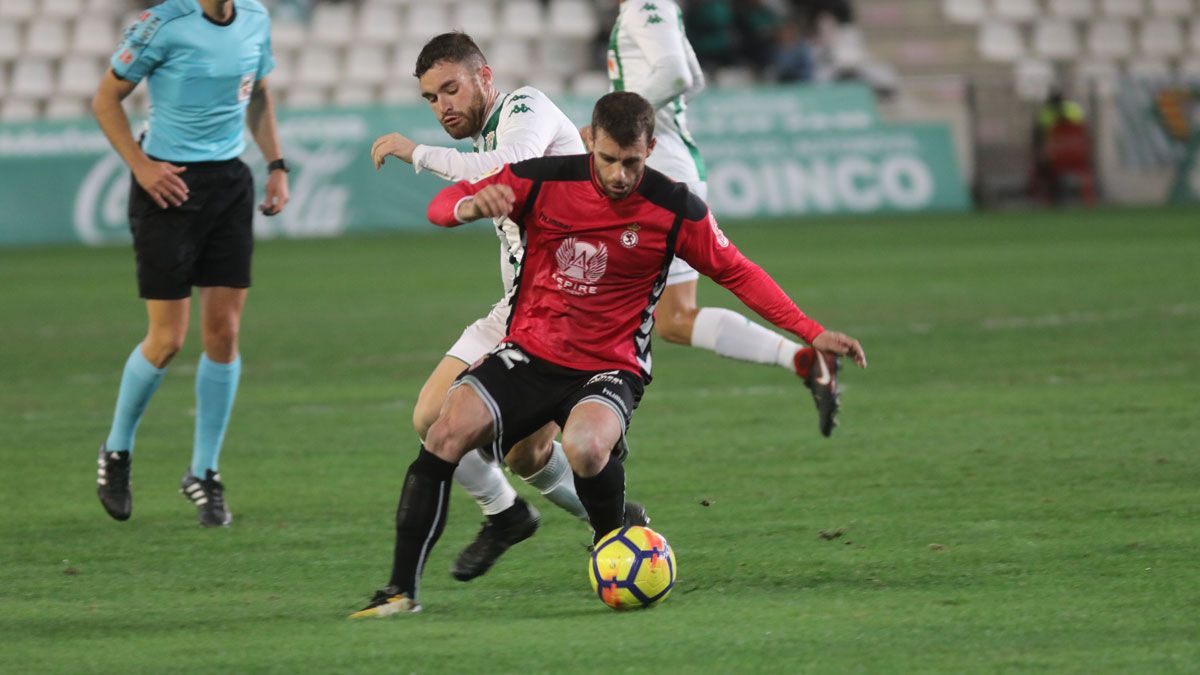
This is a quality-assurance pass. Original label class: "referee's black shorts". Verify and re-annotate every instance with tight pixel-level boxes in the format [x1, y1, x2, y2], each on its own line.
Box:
[128, 157, 254, 300]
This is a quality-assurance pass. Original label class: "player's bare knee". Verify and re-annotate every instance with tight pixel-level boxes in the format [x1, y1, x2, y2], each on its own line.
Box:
[654, 316, 690, 345]
[423, 418, 471, 463]
[562, 437, 610, 477]
[655, 306, 699, 345]
[411, 396, 441, 441]
[142, 333, 184, 367]
[506, 435, 552, 478]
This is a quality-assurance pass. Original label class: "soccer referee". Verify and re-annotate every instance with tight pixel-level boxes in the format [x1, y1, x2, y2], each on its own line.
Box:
[91, 0, 288, 527]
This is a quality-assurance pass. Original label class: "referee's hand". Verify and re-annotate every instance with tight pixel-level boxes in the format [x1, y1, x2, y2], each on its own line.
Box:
[133, 160, 189, 209]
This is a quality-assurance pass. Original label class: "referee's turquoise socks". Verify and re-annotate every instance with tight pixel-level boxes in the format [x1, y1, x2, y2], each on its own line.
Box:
[105, 345, 167, 452]
[191, 353, 241, 476]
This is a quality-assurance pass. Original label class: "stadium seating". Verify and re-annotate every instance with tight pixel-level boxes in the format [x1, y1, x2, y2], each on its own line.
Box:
[1032, 20, 1081, 61]
[25, 18, 70, 59]
[1099, 0, 1144, 18]
[943, 0, 989, 24]
[44, 95, 85, 118]
[943, 0, 1200, 101]
[1087, 20, 1135, 61]
[1048, 0, 1094, 19]
[1, 99, 39, 121]
[0, 0, 38, 22]
[39, 0, 79, 18]
[0, 0, 623, 121]
[978, 21, 1025, 62]
[994, 0, 1040, 22]
[0, 22, 21, 62]
[57, 55, 100, 97]
[0, 0, 896, 122]
[498, 0, 544, 40]
[10, 60, 55, 100]
[72, 15, 119, 57]
[1150, 0, 1193, 16]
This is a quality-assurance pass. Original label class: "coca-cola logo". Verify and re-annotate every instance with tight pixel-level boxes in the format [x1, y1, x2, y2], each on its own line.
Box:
[73, 144, 356, 246]
[73, 153, 132, 245]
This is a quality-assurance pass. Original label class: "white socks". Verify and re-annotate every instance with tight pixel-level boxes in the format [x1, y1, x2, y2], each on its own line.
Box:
[453, 441, 588, 521]
[523, 441, 588, 521]
[690, 307, 801, 371]
[453, 450, 518, 516]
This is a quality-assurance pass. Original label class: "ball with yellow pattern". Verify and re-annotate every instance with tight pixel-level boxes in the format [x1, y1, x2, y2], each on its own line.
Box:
[588, 525, 676, 610]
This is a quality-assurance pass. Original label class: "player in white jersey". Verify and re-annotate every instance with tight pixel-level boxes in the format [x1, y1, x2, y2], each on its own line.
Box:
[369, 33, 648, 583]
[607, 0, 843, 434]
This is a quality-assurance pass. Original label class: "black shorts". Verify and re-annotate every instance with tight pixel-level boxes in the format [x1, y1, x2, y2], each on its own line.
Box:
[128, 158, 254, 300]
[452, 342, 644, 462]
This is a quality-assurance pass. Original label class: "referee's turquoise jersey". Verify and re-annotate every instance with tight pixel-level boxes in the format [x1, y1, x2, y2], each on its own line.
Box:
[111, 0, 275, 162]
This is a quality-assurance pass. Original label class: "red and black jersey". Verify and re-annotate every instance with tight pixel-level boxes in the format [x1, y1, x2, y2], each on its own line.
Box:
[427, 154, 824, 379]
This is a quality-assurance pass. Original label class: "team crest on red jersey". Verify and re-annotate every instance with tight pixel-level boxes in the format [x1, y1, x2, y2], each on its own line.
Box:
[553, 237, 608, 296]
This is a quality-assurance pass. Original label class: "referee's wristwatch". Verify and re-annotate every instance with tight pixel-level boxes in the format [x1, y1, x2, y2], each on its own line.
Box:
[267, 158, 289, 174]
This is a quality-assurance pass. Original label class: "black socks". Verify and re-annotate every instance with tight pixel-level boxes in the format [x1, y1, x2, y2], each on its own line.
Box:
[572, 456, 626, 544]
[388, 447, 457, 597]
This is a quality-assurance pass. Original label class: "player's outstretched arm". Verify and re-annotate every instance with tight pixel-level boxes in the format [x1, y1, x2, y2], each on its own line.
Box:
[372, 129, 545, 182]
[375, 89, 562, 182]
[455, 185, 516, 222]
[675, 209, 867, 369]
[426, 165, 529, 227]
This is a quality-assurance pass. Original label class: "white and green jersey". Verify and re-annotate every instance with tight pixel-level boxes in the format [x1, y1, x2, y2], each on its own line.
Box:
[411, 86, 584, 295]
[607, 0, 707, 187]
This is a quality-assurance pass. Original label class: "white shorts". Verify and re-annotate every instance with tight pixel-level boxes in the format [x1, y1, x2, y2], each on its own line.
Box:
[446, 297, 511, 365]
[665, 179, 708, 286]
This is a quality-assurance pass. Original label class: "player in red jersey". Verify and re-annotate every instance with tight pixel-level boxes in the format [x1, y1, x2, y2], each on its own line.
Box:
[350, 92, 866, 617]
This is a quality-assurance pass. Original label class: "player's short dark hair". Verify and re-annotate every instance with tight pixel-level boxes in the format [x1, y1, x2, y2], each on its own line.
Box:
[414, 32, 487, 78]
[591, 92, 656, 147]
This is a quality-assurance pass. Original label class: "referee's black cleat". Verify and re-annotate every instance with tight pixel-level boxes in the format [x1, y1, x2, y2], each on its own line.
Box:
[180, 469, 232, 527]
[97, 445, 132, 521]
[795, 348, 841, 437]
[451, 498, 540, 582]
[349, 587, 421, 619]
[623, 500, 650, 527]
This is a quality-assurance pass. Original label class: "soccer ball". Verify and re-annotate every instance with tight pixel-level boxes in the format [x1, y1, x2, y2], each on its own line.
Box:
[588, 525, 676, 610]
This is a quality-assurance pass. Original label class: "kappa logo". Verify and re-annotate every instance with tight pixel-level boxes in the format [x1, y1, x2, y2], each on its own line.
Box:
[553, 237, 608, 296]
[118, 49, 133, 65]
[708, 212, 729, 248]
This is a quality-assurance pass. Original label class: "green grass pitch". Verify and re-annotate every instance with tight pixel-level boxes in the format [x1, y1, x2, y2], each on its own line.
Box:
[2, 208, 1198, 673]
